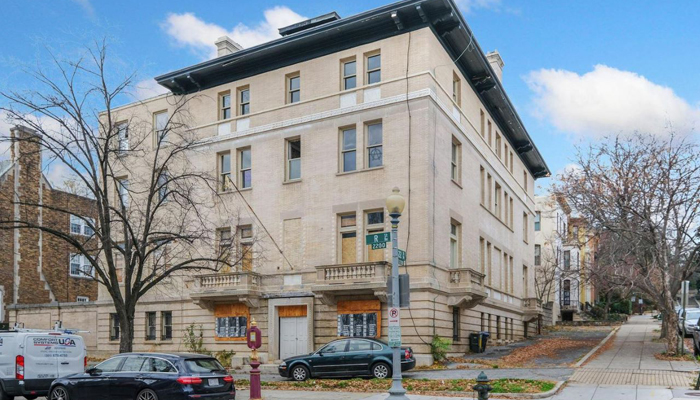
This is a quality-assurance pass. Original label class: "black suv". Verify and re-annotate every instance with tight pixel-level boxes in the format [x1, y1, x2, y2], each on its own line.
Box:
[278, 338, 415, 381]
[48, 353, 235, 400]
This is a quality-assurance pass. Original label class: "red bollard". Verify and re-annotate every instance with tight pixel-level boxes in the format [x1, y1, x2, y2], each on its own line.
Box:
[247, 318, 263, 400]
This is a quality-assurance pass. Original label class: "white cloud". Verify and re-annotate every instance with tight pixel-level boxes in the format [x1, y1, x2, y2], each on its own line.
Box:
[71, 0, 95, 20]
[162, 7, 306, 60]
[456, 0, 502, 13]
[132, 78, 169, 101]
[525, 65, 700, 137]
[0, 111, 13, 161]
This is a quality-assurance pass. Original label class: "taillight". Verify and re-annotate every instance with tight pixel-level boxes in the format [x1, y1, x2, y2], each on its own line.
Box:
[404, 349, 410, 359]
[84, 357, 87, 368]
[16, 355, 24, 380]
[177, 377, 203, 385]
[223, 375, 234, 383]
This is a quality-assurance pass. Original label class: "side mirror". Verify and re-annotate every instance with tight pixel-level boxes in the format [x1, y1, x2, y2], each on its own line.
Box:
[86, 367, 102, 376]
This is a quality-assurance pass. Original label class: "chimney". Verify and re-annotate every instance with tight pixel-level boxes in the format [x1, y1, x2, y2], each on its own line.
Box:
[215, 36, 243, 57]
[10, 125, 41, 164]
[486, 50, 505, 83]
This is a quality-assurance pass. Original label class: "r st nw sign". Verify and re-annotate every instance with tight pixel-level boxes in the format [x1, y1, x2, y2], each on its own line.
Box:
[365, 232, 390, 250]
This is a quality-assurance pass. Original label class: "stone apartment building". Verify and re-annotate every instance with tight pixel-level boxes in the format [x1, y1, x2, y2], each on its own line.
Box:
[0, 126, 98, 330]
[534, 196, 596, 324]
[10, 0, 550, 365]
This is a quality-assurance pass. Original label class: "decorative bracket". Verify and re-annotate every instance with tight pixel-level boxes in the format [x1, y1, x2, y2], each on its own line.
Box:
[315, 293, 336, 306]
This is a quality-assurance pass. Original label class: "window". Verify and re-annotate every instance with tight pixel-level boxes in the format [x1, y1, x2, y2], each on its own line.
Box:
[534, 244, 541, 266]
[239, 225, 253, 271]
[452, 73, 461, 106]
[110, 313, 120, 340]
[523, 171, 528, 192]
[145, 312, 156, 341]
[509, 198, 514, 228]
[451, 139, 461, 182]
[480, 110, 485, 137]
[481, 313, 486, 331]
[337, 300, 381, 337]
[97, 357, 124, 372]
[504, 144, 509, 169]
[523, 212, 529, 242]
[535, 212, 541, 231]
[503, 192, 509, 226]
[496, 316, 501, 339]
[216, 316, 247, 338]
[487, 120, 492, 147]
[288, 74, 300, 103]
[69, 254, 94, 278]
[238, 87, 250, 116]
[117, 178, 129, 208]
[217, 228, 232, 261]
[349, 339, 373, 352]
[486, 242, 492, 286]
[480, 166, 485, 204]
[479, 237, 485, 273]
[239, 148, 251, 189]
[220, 92, 231, 120]
[116, 122, 128, 153]
[154, 111, 168, 143]
[161, 311, 173, 340]
[365, 210, 385, 262]
[450, 221, 460, 269]
[219, 152, 231, 192]
[573, 226, 579, 241]
[564, 250, 571, 270]
[496, 133, 502, 158]
[452, 307, 460, 342]
[321, 340, 348, 353]
[76, 296, 89, 302]
[523, 265, 529, 297]
[495, 183, 502, 219]
[487, 174, 493, 210]
[143, 357, 177, 373]
[339, 213, 357, 264]
[157, 171, 168, 202]
[343, 60, 357, 90]
[366, 122, 383, 168]
[286, 138, 301, 181]
[366, 53, 381, 84]
[340, 127, 357, 172]
[509, 151, 514, 174]
[70, 215, 94, 236]
[122, 356, 147, 372]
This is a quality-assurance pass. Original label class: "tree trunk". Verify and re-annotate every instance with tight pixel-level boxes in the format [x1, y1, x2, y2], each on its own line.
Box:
[118, 305, 135, 353]
[662, 294, 679, 355]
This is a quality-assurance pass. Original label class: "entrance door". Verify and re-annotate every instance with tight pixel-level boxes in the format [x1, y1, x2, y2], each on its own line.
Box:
[279, 316, 308, 360]
[563, 280, 571, 306]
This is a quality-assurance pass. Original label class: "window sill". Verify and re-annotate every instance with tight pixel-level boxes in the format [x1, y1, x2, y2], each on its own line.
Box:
[451, 179, 462, 189]
[336, 166, 384, 176]
[283, 179, 302, 185]
[238, 187, 253, 192]
[70, 275, 94, 280]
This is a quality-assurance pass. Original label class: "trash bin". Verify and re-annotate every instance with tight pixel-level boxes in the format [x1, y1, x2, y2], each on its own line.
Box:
[469, 333, 481, 353]
[479, 331, 490, 352]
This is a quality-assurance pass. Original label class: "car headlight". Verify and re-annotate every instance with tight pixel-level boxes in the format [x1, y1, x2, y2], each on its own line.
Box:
[279, 362, 287, 367]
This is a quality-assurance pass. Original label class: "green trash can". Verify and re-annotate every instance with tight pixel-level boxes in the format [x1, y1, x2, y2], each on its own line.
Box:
[469, 333, 481, 353]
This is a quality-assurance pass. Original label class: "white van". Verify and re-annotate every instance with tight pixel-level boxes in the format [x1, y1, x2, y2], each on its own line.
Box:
[0, 329, 86, 400]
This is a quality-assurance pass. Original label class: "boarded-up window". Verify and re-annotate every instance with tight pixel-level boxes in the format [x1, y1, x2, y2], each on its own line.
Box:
[283, 219, 302, 268]
[365, 211, 384, 262]
[337, 300, 381, 338]
[214, 304, 249, 341]
[339, 214, 357, 264]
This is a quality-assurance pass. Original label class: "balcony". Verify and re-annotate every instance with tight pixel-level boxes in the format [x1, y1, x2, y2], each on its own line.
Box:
[190, 271, 263, 309]
[523, 297, 544, 322]
[560, 299, 581, 312]
[312, 261, 390, 305]
[447, 268, 488, 309]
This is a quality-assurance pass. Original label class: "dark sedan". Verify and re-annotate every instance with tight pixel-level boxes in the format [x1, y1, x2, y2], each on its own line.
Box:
[48, 353, 235, 400]
[278, 338, 415, 381]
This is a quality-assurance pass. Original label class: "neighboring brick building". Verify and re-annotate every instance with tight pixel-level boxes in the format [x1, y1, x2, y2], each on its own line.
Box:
[0, 125, 98, 322]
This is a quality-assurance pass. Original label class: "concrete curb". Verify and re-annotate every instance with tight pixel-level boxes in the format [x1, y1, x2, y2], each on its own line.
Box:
[574, 326, 619, 368]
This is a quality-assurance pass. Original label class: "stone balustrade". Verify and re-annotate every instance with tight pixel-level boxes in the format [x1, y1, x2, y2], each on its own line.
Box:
[315, 261, 390, 283]
[199, 271, 261, 289]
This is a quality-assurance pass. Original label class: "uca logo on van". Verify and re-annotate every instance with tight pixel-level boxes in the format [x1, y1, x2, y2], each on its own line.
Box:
[32, 337, 77, 347]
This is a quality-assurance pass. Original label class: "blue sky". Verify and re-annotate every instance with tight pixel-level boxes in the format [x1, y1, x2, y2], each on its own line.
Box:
[1, 0, 699, 191]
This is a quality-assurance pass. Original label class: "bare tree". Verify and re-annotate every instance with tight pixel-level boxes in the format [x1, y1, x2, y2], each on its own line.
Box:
[0, 41, 261, 352]
[555, 133, 700, 354]
[585, 232, 636, 319]
[535, 232, 561, 305]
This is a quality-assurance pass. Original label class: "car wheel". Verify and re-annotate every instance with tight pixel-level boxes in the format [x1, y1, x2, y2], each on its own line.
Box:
[49, 386, 69, 400]
[136, 388, 159, 400]
[372, 362, 391, 379]
[291, 365, 309, 382]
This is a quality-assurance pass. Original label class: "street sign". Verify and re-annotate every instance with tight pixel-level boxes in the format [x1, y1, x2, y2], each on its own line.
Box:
[398, 249, 406, 262]
[388, 306, 401, 347]
[366, 232, 391, 245]
[371, 242, 387, 250]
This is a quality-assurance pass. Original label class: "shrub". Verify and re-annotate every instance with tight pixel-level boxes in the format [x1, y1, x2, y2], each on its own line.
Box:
[183, 324, 211, 355]
[431, 335, 452, 362]
[215, 350, 236, 368]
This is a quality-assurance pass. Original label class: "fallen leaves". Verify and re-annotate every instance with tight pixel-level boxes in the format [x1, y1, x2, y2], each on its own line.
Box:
[235, 378, 555, 395]
[456, 338, 600, 368]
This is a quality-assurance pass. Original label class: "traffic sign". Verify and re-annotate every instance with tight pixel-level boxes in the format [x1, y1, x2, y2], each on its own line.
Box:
[398, 249, 406, 264]
[388, 306, 401, 347]
[366, 232, 391, 245]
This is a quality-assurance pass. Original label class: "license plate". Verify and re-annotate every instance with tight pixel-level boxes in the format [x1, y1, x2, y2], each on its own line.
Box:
[208, 378, 220, 386]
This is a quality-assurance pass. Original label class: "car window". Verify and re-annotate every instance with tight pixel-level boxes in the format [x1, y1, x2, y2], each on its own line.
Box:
[96, 357, 125, 373]
[141, 357, 177, 373]
[320, 340, 347, 354]
[687, 312, 700, 321]
[348, 340, 373, 352]
[185, 358, 226, 374]
[120, 356, 147, 372]
[371, 342, 383, 351]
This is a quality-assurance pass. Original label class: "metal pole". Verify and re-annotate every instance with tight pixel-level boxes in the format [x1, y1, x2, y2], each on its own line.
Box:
[387, 211, 408, 400]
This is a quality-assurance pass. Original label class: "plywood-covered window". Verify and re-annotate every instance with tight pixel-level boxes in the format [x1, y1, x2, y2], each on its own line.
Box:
[337, 300, 381, 338]
[215, 304, 249, 341]
[339, 213, 357, 264]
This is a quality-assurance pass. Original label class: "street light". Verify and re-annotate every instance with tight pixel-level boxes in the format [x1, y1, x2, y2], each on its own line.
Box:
[385, 187, 408, 400]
